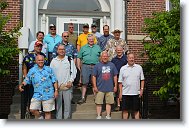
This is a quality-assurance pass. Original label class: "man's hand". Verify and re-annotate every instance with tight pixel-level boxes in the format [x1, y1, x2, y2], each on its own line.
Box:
[119, 93, 122, 101]
[114, 86, 117, 93]
[18, 83, 25, 92]
[139, 89, 143, 98]
[54, 91, 58, 99]
[93, 86, 98, 93]
[66, 81, 72, 88]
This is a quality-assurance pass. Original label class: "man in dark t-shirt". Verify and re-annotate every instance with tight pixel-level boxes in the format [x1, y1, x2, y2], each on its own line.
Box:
[92, 51, 118, 119]
[111, 45, 127, 111]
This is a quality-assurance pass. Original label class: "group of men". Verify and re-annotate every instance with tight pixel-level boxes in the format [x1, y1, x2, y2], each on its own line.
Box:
[18, 22, 144, 120]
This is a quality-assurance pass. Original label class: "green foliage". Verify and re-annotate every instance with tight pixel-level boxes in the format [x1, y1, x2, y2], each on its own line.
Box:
[0, 1, 20, 75]
[142, 0, 180, 100]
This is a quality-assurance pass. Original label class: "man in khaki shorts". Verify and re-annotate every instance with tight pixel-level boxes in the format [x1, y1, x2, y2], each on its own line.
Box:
[19, 55, 58, 119]
[92, 51, 118, 119]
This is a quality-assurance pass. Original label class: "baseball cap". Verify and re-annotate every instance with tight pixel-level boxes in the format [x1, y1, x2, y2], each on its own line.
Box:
[35, 41, 43, 46]
[91, 23, 97, 27]
[49, 24, 56, 28]
[83, 23, 89, 28]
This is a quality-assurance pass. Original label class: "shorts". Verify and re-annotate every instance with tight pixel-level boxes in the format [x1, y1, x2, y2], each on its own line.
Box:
[95, 91, 114, 105]
[81, 64, 94, 85]
[30, 98, 55, 112]
[122, 95, 140, 111]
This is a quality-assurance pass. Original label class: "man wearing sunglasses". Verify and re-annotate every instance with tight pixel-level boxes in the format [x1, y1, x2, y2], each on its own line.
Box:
[44, 24, 62, 64]
[67, 23, 78, 48]
[52, 32, 78, 64]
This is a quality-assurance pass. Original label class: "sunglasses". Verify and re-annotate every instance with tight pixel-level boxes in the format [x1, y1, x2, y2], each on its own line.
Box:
[63, 36, 69, 37]
[69, 27, 74, 28]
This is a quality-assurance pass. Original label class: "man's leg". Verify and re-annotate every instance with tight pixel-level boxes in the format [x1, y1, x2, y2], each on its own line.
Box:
[106, 104, 111, 116]
[30, 109, 40, 119]
[63, 89, 72, 119]
[123, 110, 129, 119]
[134, 111, 140, 119]
[56, 91, 63, 119]
[44, 112, 51, 119]
[96, 104, 102, 117]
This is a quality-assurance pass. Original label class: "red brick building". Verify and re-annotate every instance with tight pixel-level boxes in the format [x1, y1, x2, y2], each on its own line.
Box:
[0, 0, 172, 118]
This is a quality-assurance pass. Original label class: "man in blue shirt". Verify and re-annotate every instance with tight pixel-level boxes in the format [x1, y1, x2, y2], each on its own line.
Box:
[92, 51, 118, 119]
[52, 32, 78, 63]
[19, 55, 58, 119]
[44, 24, 62, 64]
[111, 45, 127, 111]
[97, 25, 114, 51]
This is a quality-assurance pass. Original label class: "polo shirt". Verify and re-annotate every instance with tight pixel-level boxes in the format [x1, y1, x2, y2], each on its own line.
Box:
[44, 34, 62, 52]
[77, 44, 101, 65]
[118, 64, 145, 95]
[68, 32, 78, 48]
[77, 32, 97, 48]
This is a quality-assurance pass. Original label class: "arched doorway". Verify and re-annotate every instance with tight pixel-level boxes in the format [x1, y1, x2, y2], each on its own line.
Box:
[37, 0, 111, 36]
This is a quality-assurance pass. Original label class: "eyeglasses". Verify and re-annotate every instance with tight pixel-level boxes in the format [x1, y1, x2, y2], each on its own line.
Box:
[69, 27, 74, 28]
[50, 28, 56, 30]
[63, 36, 69, 37]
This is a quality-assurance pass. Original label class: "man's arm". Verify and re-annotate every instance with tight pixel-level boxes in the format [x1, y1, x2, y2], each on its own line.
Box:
[92, 75, 98, 93]
[22, 63, 28, 78]
[139, 80, 145, 97]
[53, 82, 59, 99]
[113, 75, 118, 93]
[119, 82, 123, 101]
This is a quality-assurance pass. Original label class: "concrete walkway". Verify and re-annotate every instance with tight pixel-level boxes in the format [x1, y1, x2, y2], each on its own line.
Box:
[8, 87, 122, 120]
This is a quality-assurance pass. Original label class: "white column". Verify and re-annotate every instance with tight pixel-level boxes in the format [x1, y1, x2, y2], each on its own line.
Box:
[114, 0, 124, 37]
[41, 14, 47, 34]
[24, 0, 36, 43]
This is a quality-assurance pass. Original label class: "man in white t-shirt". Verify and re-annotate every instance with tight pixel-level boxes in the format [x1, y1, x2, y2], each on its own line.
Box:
[118, 53, 145, 119]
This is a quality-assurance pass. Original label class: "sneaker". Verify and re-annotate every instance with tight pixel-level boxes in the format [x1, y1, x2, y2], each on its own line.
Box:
[38, 115, 44, 119]
[114, 106, 120, 111]
[77, 98, 86, 104]
[105, 115, 111, 119]
[96, 116, 102, 119]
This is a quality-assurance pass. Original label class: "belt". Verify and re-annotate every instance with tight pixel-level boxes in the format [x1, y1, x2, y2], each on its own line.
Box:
[83, 63, 95, 66]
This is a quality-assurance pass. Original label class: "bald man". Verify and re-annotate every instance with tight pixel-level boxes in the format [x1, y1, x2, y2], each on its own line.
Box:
[19, 55, 58, 119]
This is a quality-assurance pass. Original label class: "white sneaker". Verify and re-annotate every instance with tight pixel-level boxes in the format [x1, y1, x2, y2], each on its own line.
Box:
[96, 116, 102, 119]
[105, 115, 111, 119]
[38, 115, 44, 119]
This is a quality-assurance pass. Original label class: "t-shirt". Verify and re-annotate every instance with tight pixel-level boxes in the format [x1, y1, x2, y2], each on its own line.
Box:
[92, 62, 118, 92]
[111, 54, 127, 74]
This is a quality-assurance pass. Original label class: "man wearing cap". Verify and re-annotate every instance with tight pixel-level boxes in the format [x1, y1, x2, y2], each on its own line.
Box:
[22, 41, 48, 118]
[105, 29, 129, 61]
[91, 23, 102, 41]
[77, 23, 97, 52]
[67, 23, 78, 48]
[28, 31, 48, 57]
[44, 24, 62, 63]
[97, 25, 114, 51]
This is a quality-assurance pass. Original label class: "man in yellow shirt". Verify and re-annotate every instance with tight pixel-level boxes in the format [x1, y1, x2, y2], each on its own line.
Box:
[77, 23, 97, 52]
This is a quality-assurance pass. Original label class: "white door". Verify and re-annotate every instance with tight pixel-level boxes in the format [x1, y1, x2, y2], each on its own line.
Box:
[57, 17, 93, 36]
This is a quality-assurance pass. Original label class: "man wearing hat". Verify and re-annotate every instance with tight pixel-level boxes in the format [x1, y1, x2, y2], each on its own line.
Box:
[91, 23, 102, 41]
[77, 23, 97, 52]
[44, 24, 62, 64]
[105, 29, 129, 61]
[22, 41, 48, 119]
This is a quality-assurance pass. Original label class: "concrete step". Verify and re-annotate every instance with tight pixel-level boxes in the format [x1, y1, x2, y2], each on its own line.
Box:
[72, 110, 122, 119]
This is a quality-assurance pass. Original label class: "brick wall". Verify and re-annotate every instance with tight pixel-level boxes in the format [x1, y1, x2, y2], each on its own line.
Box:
[126, 0, 166, 109]
[0, 0, 20, 118]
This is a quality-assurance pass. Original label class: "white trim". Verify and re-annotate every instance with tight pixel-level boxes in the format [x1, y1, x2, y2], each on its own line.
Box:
[98, 0, 110, 11]
[127, 35, 151, 40]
